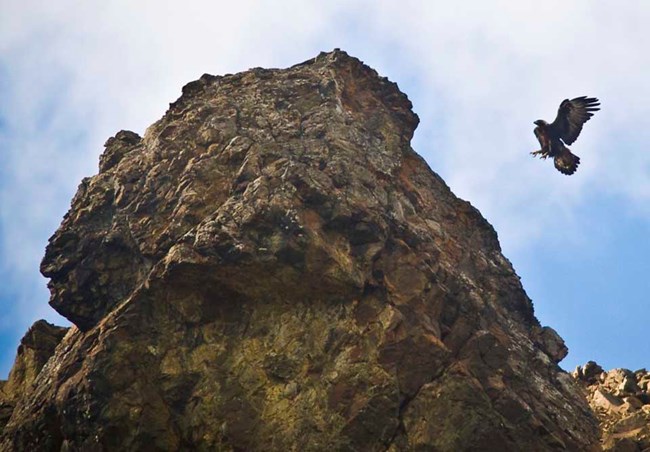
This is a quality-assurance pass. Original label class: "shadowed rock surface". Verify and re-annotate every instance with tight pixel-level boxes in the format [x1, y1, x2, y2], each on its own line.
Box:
[0, 320, 68, 430]
[1, 50, 602, 450]
[574, 362, 650, 450]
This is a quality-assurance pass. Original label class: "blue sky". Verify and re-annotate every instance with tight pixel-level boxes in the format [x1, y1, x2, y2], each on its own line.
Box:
[1, 1, 648, 377]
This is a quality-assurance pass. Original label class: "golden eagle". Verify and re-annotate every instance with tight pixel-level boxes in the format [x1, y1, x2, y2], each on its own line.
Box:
[531, 96, 600, 175]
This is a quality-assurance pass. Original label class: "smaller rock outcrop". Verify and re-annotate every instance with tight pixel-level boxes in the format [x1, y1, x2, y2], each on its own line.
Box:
[533, 325, 569, 364]
[0, 320, 69, 430]
[574, 362, 650, 450]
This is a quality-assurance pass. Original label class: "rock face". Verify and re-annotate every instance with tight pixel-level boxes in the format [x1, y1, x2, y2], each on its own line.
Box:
[1, 50, 601, 450]
[574, 362, 650, 450]
[0, 320, 68, 430]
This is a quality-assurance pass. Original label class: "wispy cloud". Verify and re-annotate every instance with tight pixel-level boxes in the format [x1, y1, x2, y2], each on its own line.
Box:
[359, 1, 650, 251]
[0, 0, 353, 376]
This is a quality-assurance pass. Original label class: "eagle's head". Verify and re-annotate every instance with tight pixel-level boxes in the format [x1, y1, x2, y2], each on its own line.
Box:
[534, 119, 547, 127]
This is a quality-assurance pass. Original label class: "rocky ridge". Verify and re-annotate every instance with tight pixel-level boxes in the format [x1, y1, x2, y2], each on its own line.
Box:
[0, 50, 603, 450]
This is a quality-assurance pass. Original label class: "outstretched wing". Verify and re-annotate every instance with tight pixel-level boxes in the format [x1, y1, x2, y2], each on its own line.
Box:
[549, 96, 600, 145]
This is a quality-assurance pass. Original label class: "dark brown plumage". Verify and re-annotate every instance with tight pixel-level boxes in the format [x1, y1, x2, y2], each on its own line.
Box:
[531, 96, 600, 175]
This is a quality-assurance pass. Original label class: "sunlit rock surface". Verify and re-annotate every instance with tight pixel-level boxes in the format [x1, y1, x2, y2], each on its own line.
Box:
[574, 362, 650, 450]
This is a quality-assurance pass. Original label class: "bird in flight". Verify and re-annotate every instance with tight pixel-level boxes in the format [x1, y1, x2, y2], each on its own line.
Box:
[531, 96, 600, 175]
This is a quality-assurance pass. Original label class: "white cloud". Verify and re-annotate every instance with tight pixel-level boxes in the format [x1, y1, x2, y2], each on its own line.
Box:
[353, 1, 650, 252]
[0, 0, 353, 375]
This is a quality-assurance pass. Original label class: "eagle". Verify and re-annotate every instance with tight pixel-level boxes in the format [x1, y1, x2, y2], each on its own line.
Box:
[531, 96, 600, 175]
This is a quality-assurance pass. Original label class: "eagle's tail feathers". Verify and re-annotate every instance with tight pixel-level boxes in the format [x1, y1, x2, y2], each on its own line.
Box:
[554, 147, 580, 175]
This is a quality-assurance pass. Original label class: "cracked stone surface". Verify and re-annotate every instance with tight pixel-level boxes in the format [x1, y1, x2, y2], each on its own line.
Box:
[1, 50, 601, 450]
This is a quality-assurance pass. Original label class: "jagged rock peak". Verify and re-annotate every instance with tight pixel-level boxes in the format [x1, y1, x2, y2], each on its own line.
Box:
[171, 48, 420, 140]
[5, 50, 601, 450]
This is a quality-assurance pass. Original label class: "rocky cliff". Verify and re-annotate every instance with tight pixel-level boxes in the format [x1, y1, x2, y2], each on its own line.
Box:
[0, 50, 603, 451]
